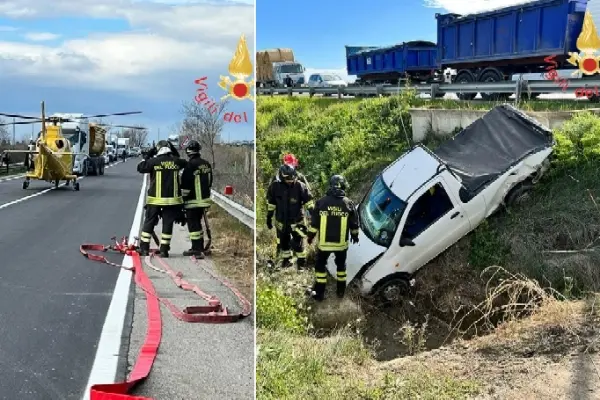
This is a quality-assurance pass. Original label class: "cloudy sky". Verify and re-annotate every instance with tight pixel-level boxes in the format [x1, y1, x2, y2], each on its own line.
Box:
[0, 0, 255, 143]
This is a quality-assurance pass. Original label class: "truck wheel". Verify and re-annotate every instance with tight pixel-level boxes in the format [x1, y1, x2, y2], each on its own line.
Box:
[99, 163, 104, 175]
[454, 71, 477, 101]
[479, 70, 509, 101]
[504, 180, 534, 207]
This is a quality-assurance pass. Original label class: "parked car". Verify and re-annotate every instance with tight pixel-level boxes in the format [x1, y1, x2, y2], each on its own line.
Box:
[333, 104, 554, 303]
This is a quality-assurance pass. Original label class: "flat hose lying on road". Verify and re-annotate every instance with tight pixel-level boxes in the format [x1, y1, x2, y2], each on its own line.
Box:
[80, 236, 252, 400]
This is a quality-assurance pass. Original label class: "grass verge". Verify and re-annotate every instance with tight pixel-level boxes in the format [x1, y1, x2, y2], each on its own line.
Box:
[256, 93, 600, 398]
[205, 204, 254, 300]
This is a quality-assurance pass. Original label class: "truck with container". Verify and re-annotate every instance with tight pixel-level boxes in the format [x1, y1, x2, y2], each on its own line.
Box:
[345, 0, 600, 100]
[332, 105, 554, 303]
[257, 48, 306, 87]
[116, 137, 130, 159]
[50, 113, 106, 176]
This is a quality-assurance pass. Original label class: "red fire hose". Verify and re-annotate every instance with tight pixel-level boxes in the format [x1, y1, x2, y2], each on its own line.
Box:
[79, 236, 252, 400]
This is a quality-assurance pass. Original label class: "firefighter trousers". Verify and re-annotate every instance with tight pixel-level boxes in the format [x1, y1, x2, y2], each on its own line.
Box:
[185, 207, 206, 251]
[139, 205, 179, 253]
[313, 249, 347, 300]
[276, 226, 306, 267]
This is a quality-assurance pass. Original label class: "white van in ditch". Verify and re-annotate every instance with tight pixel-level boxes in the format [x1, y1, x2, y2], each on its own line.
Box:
[327, 104, 554, 302]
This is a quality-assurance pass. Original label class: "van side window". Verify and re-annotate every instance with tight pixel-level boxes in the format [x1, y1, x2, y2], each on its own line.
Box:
[401, 183, 454, 240]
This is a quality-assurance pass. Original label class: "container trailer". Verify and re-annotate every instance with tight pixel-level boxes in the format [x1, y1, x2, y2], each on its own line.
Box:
[346, 41, 439, 85]
[345, 0, 600, 100]
[437, 0, 588, 100]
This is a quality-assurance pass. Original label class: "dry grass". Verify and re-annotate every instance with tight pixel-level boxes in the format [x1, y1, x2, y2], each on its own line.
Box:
[206, 205, 254, 300]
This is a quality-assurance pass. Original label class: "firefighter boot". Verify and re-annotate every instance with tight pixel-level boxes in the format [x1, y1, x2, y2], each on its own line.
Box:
[183, 239, 205, 259]
[310, 283, 325, 302]
[281, 258, 292, 269]
[337, 281, 346, 299]
[159, 244, 169, 258]
[138, 241, 150, 257]
[296, 257, 306, 271]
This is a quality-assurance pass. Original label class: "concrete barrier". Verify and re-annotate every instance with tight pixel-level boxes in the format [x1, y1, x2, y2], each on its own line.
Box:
[408, 107, 600, 142]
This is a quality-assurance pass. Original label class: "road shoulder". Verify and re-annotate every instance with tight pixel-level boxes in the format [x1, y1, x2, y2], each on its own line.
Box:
[126, 209, 254, 399]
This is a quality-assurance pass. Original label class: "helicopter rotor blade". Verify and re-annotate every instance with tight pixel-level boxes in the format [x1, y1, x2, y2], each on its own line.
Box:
[0, 113, 42, 120]
[85, 111, 142, 119]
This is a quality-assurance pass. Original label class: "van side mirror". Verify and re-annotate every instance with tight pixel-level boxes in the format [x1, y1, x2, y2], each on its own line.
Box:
[399, 237, 416, 247]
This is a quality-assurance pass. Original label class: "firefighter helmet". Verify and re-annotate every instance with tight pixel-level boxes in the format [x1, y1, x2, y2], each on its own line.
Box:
[329, 175, 347, 191]
[186, 140, 201, 155]
[282, 153, 299, 167]
[279, 164, 297, 182]
[156, 140, 170, 150]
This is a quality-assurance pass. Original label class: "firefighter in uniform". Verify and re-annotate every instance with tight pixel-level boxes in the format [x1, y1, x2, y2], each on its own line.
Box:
[137, 140, 187, 257]
[266, 164, 314, 269]
[307, 175, 359, 301]
[180, 140, 213, 258]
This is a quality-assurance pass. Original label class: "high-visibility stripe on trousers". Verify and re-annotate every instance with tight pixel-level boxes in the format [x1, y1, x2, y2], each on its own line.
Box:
[315, 271, 327, 284]
[140, 231, 152, 243]
[189, 231, 203, 240]
[161, 233, 172, 245]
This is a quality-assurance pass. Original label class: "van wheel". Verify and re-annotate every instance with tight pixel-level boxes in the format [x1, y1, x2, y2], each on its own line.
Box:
[505, 180, 534, 207]
[373, 276, 412, 305]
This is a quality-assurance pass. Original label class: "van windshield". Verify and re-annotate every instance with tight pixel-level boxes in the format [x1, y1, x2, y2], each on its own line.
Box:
[359, 175, 408, 247]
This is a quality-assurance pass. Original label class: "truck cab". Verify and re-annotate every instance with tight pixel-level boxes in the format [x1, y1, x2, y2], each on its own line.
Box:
[329, 105, 554, 303]
[273, 62, 306, 86]
[51, 113, 90, 175]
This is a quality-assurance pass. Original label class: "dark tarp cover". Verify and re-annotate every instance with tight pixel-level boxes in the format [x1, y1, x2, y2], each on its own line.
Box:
[432, 104, 553, 194]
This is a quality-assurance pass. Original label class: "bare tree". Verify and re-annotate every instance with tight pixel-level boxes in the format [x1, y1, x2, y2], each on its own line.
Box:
[181, 100, 228, 167]
[122, 128, 149, 147]
[0, 117, 10, 146]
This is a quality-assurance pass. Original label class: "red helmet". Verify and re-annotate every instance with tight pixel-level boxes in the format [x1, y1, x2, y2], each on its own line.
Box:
[282, 153, 298, 167]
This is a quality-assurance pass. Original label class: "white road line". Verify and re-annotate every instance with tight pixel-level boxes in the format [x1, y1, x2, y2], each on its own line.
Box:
[81, 174, 147, 400]
[0, 161, 124, 210]
[0, 173, 26, 183]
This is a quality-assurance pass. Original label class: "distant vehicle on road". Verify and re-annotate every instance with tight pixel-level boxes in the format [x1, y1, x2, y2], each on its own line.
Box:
[257, 48, 306, 87]
[307, 73, 348, 88]
[130, 147, 141, 157]
[103, 152, 110, 165]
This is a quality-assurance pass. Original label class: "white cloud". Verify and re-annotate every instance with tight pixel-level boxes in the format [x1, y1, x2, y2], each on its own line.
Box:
[0, 25, 18, 31]
[0, 0, 254, 96]
[23, 32, 60, 41]
[423, 0, 535, 14]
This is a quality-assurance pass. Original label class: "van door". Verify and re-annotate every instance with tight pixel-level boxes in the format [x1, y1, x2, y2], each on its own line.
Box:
[393, 178, 472, 275]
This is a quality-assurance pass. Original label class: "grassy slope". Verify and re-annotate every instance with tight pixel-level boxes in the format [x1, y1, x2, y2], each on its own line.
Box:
[256, 94, 600, 399]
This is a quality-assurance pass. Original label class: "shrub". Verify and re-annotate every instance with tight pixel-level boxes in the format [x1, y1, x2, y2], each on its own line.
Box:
[256, 280, 307, 334]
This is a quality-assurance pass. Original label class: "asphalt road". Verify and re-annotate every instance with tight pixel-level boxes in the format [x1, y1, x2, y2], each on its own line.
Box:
[0, 160, 143, 400]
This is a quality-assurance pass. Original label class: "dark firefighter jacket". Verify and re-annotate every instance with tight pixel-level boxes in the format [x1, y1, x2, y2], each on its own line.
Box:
[181, 155, 213, 208]
[137, 153, 187, 206]
[266, 180, 314, 228]
[308, 194, 359, 251]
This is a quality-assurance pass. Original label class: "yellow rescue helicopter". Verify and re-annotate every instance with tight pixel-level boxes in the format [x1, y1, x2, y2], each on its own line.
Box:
[0, 101, 142, 191]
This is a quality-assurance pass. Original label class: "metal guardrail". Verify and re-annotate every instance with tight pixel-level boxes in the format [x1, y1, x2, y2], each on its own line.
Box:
[0, 162, 26, 176]
[211, 190, 254, 230]
[257, 77, 600, 98]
